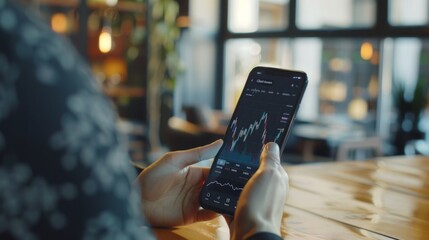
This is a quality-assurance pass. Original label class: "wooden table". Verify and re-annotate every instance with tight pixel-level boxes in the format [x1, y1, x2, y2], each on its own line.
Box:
[152, 156, 429, 239]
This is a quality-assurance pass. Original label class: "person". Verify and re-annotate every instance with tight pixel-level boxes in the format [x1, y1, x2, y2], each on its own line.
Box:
[0, 1, 289, 239]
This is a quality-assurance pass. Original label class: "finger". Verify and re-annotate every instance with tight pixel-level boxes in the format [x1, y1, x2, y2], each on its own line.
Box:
[188, 167, 210, 184]
[202, 167, 211, 179]
[195, 209, 220, 222]
[259, 142, 281, 170]
[222, 215, 232, 226]
[173, 139, 223, 168]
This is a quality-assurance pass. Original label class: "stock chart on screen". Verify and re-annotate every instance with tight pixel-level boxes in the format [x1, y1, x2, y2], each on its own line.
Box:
[220, 85, 295, 166]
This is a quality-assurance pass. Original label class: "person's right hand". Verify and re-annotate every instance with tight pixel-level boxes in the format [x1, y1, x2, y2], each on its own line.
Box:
[228, 142, 289, 240]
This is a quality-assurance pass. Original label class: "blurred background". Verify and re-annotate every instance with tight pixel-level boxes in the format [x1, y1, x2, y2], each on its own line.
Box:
[30, 0, 429, 164]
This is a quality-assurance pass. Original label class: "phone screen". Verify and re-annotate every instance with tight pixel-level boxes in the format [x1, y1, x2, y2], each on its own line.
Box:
[200, 67, 307, 215]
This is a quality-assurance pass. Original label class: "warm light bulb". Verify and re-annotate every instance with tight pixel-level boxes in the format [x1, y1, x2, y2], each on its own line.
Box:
[99, 27, 112, 53]
[51, 13, 68, 34]
[348, 98, 368, 120]
[360, 42, 373, 61]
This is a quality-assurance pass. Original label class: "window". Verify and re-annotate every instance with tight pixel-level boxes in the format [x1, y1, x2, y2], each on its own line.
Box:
[228, 0, 289, 32]
[216, 0, 429, 155]
[297, 0, 376, 29]
[389, 0, 429, 26]
[224, 38, 292, 112]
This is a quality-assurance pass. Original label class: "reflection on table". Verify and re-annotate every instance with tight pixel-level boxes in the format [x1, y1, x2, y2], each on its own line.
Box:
[152, 155, 429, 239]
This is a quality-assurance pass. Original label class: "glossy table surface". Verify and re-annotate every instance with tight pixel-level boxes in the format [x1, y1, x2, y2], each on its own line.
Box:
[152, 155, 429, 240]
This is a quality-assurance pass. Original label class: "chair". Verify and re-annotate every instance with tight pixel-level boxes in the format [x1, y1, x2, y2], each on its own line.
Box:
[336, 136, 382, 161]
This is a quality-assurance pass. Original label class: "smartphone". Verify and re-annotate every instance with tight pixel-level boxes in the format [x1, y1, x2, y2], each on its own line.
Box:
[200, 66, 308, 216]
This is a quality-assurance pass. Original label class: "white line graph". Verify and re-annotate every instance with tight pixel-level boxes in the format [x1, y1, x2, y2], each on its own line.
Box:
[230, 112, 268, 151]
[205, 180, 243, 191]
[229, 111, 285, 151]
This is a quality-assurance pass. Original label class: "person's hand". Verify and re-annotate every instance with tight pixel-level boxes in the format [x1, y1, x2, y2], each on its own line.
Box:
[136, 140, 223, 227]
[228, 142, 289, 240]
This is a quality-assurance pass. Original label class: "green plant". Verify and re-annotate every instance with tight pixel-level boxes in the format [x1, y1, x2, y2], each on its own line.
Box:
[393, 78, 427, 125]
[147, 0, 182, 152]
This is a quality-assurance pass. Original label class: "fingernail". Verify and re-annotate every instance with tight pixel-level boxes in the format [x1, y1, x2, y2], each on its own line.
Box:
[265, 142, 279, 153]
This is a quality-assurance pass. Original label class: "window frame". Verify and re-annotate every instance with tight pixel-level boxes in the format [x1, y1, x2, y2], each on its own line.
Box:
[214, 0, 429, 109]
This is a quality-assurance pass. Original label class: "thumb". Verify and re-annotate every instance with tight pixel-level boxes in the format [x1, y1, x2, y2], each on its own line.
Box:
[260, 142, 281, 169]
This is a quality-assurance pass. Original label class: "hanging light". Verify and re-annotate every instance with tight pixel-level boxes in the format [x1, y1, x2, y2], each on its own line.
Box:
[360, 42, 373, 61]
[51, 13, 68, 34]
[99, 26, 112, 53]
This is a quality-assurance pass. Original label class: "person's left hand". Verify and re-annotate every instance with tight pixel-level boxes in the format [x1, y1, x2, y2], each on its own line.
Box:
[136, 140, 223, 227]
